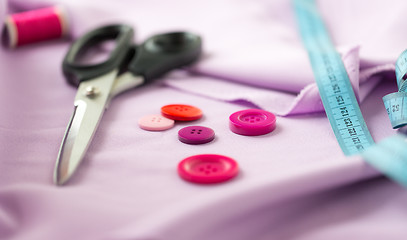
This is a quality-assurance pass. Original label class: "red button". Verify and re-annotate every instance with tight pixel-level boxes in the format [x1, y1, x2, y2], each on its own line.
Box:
[229, 109, 276, 136]
[161, 104, 203, 121]
[178, 154, 239, 184]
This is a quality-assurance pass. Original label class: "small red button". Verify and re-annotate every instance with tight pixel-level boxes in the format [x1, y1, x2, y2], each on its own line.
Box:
[161, 104, 203, 121]
[178, 154, 239, 184]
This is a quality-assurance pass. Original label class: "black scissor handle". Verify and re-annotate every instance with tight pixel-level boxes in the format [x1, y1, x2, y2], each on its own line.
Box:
[63, 24, 134, 87]
[128, 32, 202, 82]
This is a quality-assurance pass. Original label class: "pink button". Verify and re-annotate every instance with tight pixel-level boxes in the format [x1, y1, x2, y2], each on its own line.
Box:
[178, 154, 239, 184]
[138, 114, 174, 131]
[229, 109, 276, 136]
[178, 126, 215, 145]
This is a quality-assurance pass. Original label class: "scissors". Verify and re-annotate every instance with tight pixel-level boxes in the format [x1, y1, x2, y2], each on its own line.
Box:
[54, 24, 202, 185]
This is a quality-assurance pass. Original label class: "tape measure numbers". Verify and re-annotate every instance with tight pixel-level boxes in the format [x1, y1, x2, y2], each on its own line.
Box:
[383, 49, 407, 128]
[293, 0, 407, 187]
[293, 0, 374, 155]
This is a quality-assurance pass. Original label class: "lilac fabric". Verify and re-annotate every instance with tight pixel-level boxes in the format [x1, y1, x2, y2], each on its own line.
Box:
[1, 0, 407, 239]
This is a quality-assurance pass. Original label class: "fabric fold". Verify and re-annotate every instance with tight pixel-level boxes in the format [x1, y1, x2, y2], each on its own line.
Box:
[1, 0, 406, 240]
[165, 46, 393, 116]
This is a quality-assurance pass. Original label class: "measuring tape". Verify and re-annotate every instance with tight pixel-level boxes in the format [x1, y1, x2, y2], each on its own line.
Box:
[362, 134, 407, 187]
[383, 49, 407, 128]
[293, 0, 374, 156]
[293, 0, 407, 187]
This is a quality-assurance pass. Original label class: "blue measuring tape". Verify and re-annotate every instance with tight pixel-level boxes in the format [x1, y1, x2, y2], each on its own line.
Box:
[362, 134, 407, 187]
[293, 0, 374, 156]
[293, 0, 407, 187]
[383, 49, 407, 128]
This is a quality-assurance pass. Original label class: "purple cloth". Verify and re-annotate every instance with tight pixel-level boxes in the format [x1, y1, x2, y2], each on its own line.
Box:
[1, 0, 407, 239]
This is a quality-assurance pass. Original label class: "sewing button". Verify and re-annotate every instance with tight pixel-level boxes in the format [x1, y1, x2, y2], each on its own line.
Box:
[161, 104, 203, 121]
[178, 126, 215, 145]
[138, 114, 174, 131]
[178, 154, 239, 184]
[229, 109, 276, 136]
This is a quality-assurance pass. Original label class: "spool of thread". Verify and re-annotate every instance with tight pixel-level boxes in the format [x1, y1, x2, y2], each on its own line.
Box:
[3, 6, 69, 48]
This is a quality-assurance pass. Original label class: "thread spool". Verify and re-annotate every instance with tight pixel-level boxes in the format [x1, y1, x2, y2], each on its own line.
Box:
[2, 6, 69, 48]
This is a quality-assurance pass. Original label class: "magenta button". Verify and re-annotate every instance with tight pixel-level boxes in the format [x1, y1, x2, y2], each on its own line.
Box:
[229, 109, 276, 136]
[178, 154, 239, 184]
[178, 126, 215, 145]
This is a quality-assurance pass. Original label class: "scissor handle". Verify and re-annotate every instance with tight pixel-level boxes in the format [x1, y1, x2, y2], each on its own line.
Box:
[128, 32, 202, 82]
[63, 24, 134, 87]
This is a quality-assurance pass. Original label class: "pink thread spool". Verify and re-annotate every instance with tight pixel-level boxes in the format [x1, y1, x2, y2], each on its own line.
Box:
[3, 6, 69, 48]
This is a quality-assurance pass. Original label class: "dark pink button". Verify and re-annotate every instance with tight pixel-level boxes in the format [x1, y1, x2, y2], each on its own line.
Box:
[178, 126, 215, 145]
[229, 109, 276, 136]
[178, 154, 239, 184]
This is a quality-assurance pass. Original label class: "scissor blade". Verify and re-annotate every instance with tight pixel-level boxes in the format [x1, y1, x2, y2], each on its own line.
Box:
[54, 70, 118, 185]
[110, 72, 144, 99]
